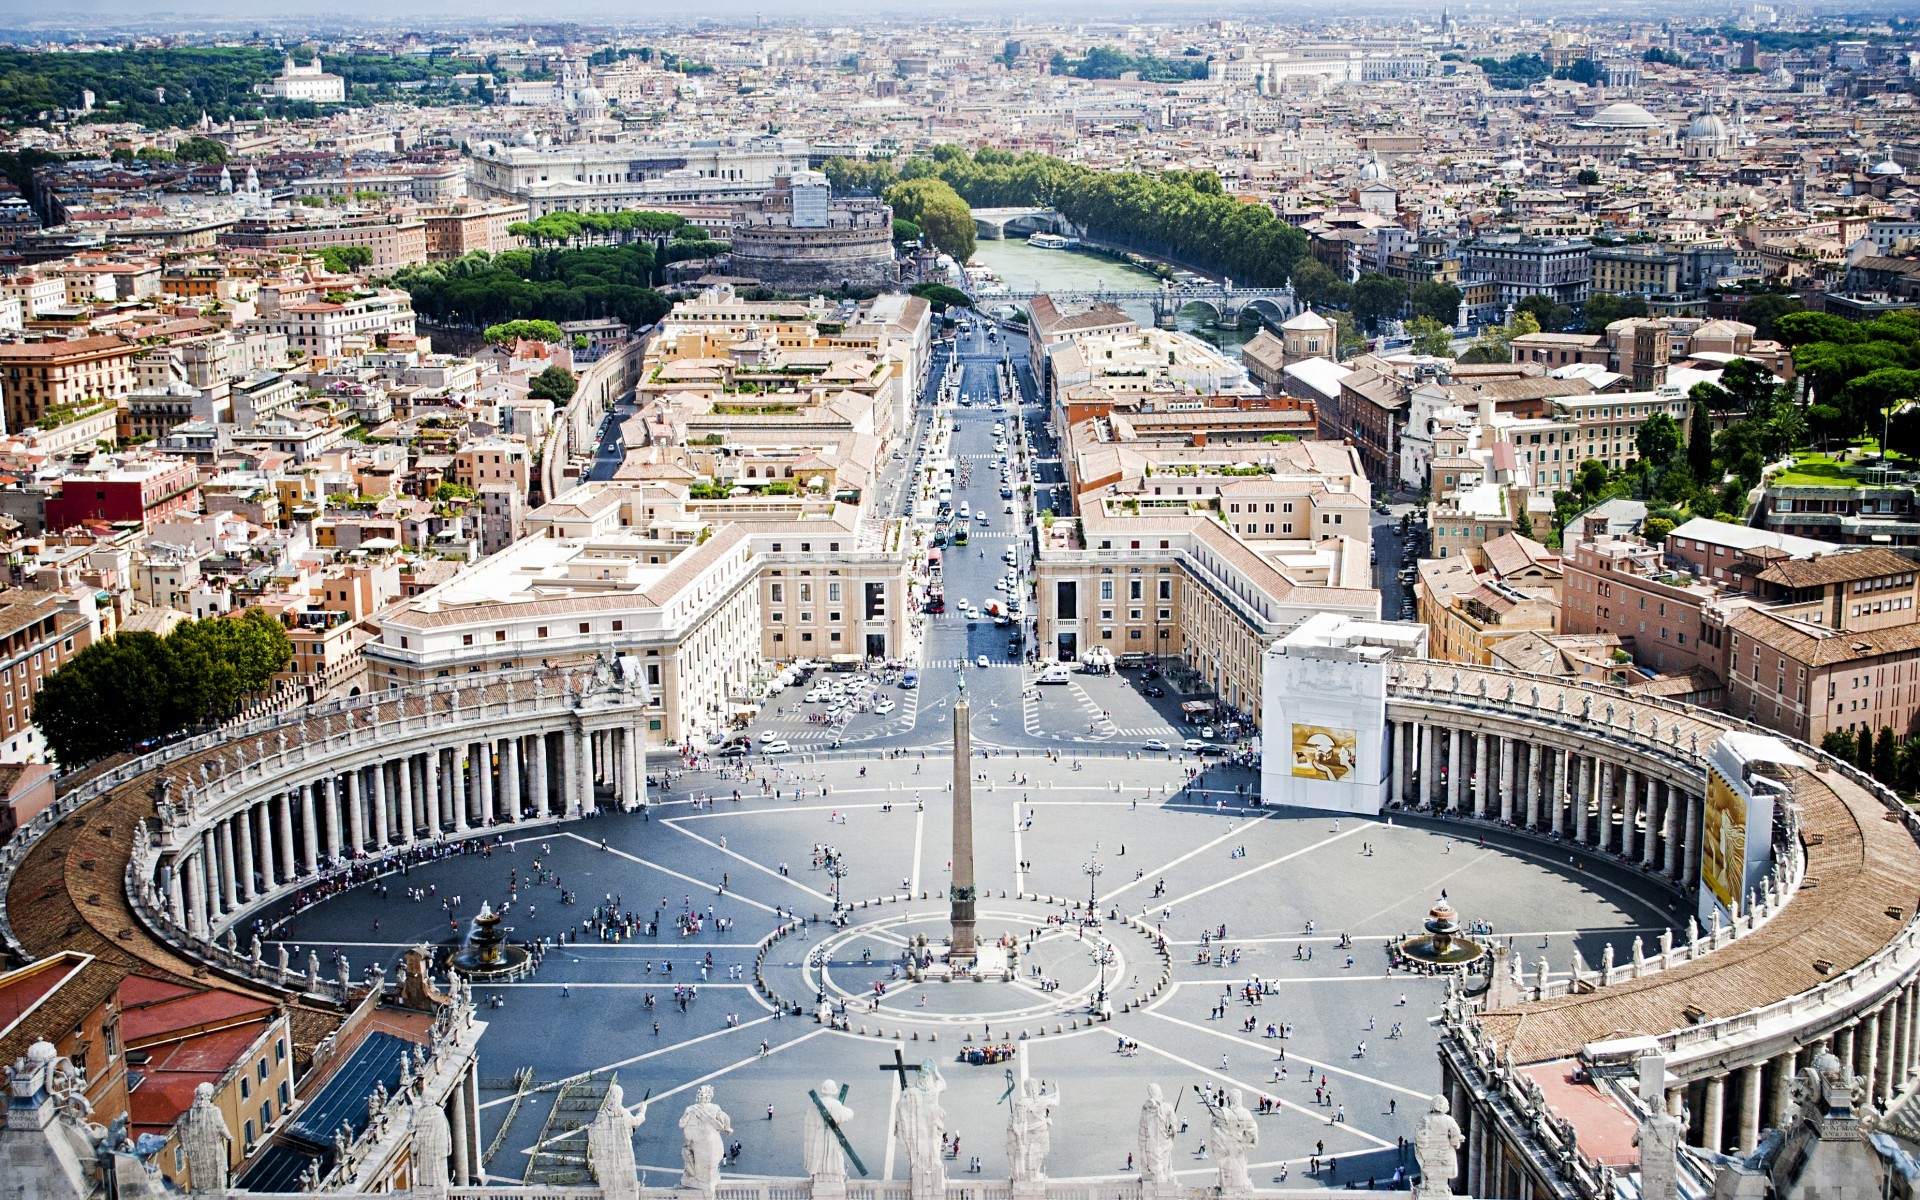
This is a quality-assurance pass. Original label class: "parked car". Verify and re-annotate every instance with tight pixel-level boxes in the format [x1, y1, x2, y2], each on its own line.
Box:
[762, 739, 793, 754]
[1142, 739, 1170, 753]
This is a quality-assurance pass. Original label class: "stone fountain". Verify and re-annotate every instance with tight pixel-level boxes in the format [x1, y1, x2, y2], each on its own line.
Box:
[449, 902, 530, 979]
[1394, 898, 1489, 971]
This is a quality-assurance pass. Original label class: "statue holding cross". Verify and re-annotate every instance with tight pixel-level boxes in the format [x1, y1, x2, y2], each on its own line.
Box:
[805, 1079, 863, 1192]
[891, 1053, 947, 1200]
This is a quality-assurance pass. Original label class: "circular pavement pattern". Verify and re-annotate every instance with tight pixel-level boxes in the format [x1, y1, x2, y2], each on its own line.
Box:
[253, 753, 1673, 1189]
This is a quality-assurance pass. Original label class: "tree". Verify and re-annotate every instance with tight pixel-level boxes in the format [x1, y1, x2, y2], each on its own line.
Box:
[1823, 728, 1858, 764]
[1876, 726, 1899, 785]
[1578, 458, 1610, 498]
[1516, 293, 1571, 332]
[317, 245, 372, 274]
[175, 136, 229, 163]
[34, 610, 291, 763]
[1737, 293, 1804, 341]
[1643, 516, 1675, 542]
[1576, 168, 1601, 186]
[484, 319, 566, 345]
[1409, 316, 1454, 358]
[1635, 413, 1683, 471]
[908, 282, 974, 312]
[1351, 274, 1407, 331]
[1515, 508, 1535, 539]
[1410, 282, 1462, 325]
[528, 365, 577, 403]
[1688, 398, 1714, 481]
[892, 218, 922, 244]
[884, 177, 976, 262]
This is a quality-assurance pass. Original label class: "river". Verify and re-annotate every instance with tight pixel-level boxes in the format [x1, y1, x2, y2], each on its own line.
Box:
[966, 240, 1254, 356]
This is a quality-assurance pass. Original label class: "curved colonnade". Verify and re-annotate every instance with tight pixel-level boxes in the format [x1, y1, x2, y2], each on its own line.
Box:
[0, 661, 1916, 1200]
[1385, 664, 1920, 1200]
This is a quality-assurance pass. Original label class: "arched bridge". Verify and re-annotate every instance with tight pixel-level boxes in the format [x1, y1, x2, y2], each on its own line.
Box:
[979, 282, 1301, 329]
[971, 207, 1077, 239]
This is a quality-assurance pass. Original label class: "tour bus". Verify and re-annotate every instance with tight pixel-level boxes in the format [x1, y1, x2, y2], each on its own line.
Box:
[1036, 663, 1073, 684]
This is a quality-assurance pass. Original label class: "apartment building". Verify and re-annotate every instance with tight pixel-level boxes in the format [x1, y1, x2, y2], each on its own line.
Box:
[1415, 532, 1563, 665]
[0, 335, 140, 433]
[250, 288, 417, 364]
[1027, 295, 1137, 402]
[0, 588, 102, 761]
[217, 214, 429, 270]
[1460, 235, 1594, 307]
[365, 484, 911, 746]
[421, 199, 530, 260]
[1591, 245, 1681, 296]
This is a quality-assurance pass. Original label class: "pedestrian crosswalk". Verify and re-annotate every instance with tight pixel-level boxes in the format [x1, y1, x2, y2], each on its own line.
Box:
[919, 658, 1024, 671]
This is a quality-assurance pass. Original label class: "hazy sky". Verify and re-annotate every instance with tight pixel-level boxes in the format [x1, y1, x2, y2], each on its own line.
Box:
[3, 0, 1690, 39]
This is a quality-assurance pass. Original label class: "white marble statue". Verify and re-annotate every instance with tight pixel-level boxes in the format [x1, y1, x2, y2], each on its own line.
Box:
[586, 1082, 645, 1200]
[181, 1081, 232, 1194]
[1413, 1094, 1464, 1200]
[1006, 1077, 1059, 1183]
[1137, 1083, 1177, 1184]
[410, 1097, 453, 1197]
[678, 1084, 732, 1198]
[1210, 1089, 1258, 1194]
[1634, 1107, 1682, 1200]
[893, 1059, 947, 1190]
[804, 1081, 854, 1182]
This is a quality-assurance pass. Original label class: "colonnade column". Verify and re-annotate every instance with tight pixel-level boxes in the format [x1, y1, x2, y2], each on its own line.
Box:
[1421, 723, 1436, 807]
[1525, 743, 1541, 828]
[325, 775, 343, 859]
[621, 728, 641, 810]
[1878, 1002, 1899, 1107]
[422, 750, 440, 836]
[533, 734, 552, 818]
[1473, 733, 1490, 819]
[1736, 1062, 1763, 1153]
[1597, 760, 1615, 852]
[275, 791, 297, 881]
[346, 769, 365, 857]
[1640, 777, 1660, 869]
[1446, 727, 1463, 811]
[371, 763, 390, 848]
[1682, 790, 1702, 889]
[1620, 768, 1639, 861]
[1574, 755, 1593, 844]
[184, 848, 207, 937]
[1391, 723, 1408, 807]
[1701, 1075, 1726, 1154]
[1663, 782, 1682, 878]
[256, 802, 278, 890]
[504, 736, 524, 819]
[299, 784, 319, 874]
[477, 741, 496, 825]
[395, 756, 415, 846]
[1498, 736, 1515, 823]
[232, 811, 254, 903]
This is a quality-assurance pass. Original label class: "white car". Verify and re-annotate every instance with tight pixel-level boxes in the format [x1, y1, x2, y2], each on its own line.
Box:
[762, 739, 793, 754]
[1142, 739, 1170, 753]
[976, 511, 989, 524]
[804, 690, 825, 703]
[1183, 738, 1209, 752]
[976, 654, 991, 668]
[874, 699, 896, 715]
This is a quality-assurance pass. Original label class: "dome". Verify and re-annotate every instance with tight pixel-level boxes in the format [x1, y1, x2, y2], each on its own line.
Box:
[1588, 102, 1668, 129]
[578, 85, 603, 106]
[1281, 308, 1332, 332]
[1687, 112, 1729, 141]
[1356, 150, 1389, 184]
[1769, 65, 1796, 90]
[1873, 155, 1904, 176]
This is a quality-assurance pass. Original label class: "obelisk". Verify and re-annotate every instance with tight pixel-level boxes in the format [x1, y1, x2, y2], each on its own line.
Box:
[949, 695, 977, 964]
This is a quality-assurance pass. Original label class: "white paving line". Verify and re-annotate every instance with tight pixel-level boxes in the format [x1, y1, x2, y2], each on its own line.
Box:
[520, 1028, 833, 1153]
[477, 1015, 781, 1109]
[1142, 1009, 1431, 1102]
[660, 817, 833, 903]
[911, 808, 926, 896]
[561, 834, 779, 914]
[1126, 1032, 1394, 1151]
[1157, 825, 1369, 910]
[1103, 813, 1278, 905]
[1160, 928, 1663, 947]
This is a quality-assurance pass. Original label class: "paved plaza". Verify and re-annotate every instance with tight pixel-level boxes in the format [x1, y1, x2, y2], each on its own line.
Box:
[256, 751, 1673, 1189]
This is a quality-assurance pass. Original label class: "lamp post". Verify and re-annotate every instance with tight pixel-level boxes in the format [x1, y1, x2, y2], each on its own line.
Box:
[1082, 854, 1103, 925]
[1089, 939, 1116, 1018]
[825, 846, 849, 920]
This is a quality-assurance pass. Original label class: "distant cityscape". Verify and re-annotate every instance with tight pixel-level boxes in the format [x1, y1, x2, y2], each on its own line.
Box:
[4, 9, 1920, 1200]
